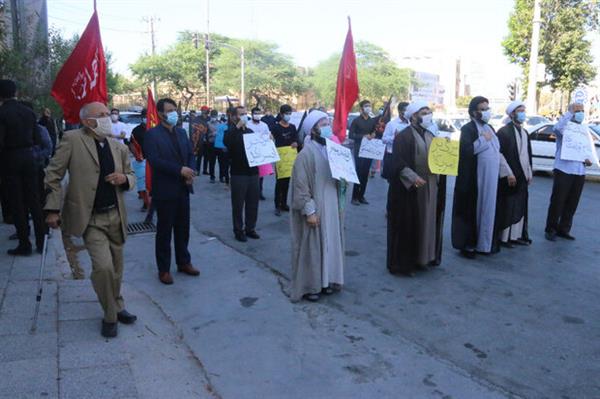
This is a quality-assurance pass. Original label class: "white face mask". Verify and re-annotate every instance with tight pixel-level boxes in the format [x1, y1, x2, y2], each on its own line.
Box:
[110, 114, 119, 122]
[252, 114, 262, 121]
[481, 110, 492, 124]
[283, 114, 291, 123]
[420, 114, 433, 129]
[363, 106, 372, 114]
[90, 116, 113, 137]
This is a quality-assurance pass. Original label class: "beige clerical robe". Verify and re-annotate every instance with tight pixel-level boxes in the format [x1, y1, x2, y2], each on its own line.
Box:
[289, 139, 345, 302]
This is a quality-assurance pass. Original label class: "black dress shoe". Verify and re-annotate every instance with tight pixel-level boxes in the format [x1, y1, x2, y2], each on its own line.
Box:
[500, 241, 515, 248]
[101, 320, 118, 338]
[117, 310, 137, 325]
[303, 293, 320, 302]
[557, 232, 575, 240]
[246, 230, 260, 239]
[281, 205, 290, 212]
[460, 250, 476, 259]
[7, 246, 32, 256]
[510, 239, 531, 246]
[359, 198, 369, 205]
[235, 232, 247, 242]
[545, 231, 557, 241]
[275, 208, 282, 216]
[351, 199, 360, 206]
[259, 194, 266, 201]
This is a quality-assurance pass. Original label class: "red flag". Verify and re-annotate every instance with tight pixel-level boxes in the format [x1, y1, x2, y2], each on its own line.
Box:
[332, 18, 359, 142]
[51, 10, 107, 124]
[145, 88, 160, 193]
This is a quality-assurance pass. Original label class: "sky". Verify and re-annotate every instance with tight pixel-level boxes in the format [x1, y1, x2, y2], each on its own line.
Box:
[47, 0, 599, 100]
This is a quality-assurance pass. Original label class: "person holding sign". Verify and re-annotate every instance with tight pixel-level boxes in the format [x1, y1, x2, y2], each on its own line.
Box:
[224, 106, 261, 242]
[272, 104, 299, 216]
[247, 107, 272, 200]
[544, 102, 593, 241]
[290, 110, 346, 302]
[496, 100, 533, 248]
[349, 100, 379, 205]
[386, 101, 446, 276]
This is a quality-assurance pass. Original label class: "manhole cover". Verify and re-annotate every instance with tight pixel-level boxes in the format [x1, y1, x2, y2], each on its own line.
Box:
[127, 222, 156, 235]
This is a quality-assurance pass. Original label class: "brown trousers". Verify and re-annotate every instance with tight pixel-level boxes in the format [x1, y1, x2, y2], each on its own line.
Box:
[83, 208, 125, 323]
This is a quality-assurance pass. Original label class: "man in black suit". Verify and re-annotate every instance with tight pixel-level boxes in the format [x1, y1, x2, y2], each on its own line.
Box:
[0, 80, 46, 255]
[144, 98, 200, 285]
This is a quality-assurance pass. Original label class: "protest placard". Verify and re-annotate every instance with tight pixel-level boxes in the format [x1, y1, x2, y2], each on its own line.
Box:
[428, 137, 459, 176]
[325, 139, 360, 184]
[243, 132, 280, 167]
[560, 122, 600, 166]
[358, 138, 385, 160]
[276, 146, 297, 179]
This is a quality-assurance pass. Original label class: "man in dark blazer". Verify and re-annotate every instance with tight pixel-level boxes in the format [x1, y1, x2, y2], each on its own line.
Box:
[144, 98, 200, 285]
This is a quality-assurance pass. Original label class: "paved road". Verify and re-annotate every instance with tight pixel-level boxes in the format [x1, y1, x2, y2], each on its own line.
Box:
[3, 170, 597, 398]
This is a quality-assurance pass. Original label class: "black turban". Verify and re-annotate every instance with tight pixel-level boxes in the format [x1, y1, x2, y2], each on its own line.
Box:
[468, 96, 489, 116]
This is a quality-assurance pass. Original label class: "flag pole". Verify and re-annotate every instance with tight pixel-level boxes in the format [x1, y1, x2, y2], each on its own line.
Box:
[93, 0, 97, 11]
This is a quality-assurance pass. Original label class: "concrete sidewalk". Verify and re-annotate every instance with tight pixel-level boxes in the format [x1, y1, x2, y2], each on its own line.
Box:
[0, 222, 212, 399]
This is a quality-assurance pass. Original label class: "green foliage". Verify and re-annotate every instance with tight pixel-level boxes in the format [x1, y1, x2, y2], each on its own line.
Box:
[131, 31, 308, 110]
[502, 0, 599, 97]
[456, 96, 472, 109]
[309, 41, 411, 109]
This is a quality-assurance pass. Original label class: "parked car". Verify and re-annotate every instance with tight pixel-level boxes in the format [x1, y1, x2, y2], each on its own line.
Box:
[434, 117, 461, 140]
[528, 123, 600, 177]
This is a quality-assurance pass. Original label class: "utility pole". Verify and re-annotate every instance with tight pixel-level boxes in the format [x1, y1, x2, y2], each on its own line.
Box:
[205, 0, 210, 107]
[526, 0, 542, 114]
[144, 16, 159, 97]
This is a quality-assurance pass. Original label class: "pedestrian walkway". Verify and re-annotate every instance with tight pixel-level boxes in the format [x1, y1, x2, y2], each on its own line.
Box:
[0, 222, 211, 399]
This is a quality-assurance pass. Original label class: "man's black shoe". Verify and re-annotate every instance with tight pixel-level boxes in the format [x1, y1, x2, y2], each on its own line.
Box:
[500, 241, 515, 249]
[259, 194, 266, 201]
[281, 205, 290, 212]
[275, 208, 282, 216]
[101, 321, 118, 338]
[235, 232, 247, 242]
[511, 239, 531, 246]
[117, 310, 137, 325]
[359, 198, 369, 205]
[545, 231, 557, 241]
[557, 232, 575, 240]
[246, 230, 260, 239]
[7, 246, 32, 256]
[460, 250, 476, 259]
[351, 199, 360, 206]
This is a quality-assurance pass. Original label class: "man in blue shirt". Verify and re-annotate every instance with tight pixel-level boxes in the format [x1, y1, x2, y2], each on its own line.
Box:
[545, 102, 594, 241]
[144, 98, 200, 284]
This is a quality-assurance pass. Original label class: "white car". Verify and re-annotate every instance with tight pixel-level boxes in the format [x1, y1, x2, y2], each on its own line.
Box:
[528, 123, 600, 177]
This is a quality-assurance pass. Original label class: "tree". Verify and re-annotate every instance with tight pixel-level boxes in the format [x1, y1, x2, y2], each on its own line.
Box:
[130, 31, 308, 110]
[456, 96, 472, 109]
[310, 41, 412, 109]
[502, 0, 599, 101]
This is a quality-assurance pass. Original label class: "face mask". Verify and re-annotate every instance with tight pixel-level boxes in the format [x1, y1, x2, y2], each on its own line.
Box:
[318, 125, 333, 139]
[379, 109, 384, 116]
[573, 111, 585, 124]
[141, 117, 147, 124]
[420, 114, 433, 130]
[252, 114, 262, 121]
[283, 114, 291, 123]
[110, 114, 119, 122]
[515, 111, 526, 124]
[239, 115, 248, 125]
[363, 107, 372, 114]
[480, 110, 492, 123]
[90, 116, 113, 137]
[166, 111, 178, 126]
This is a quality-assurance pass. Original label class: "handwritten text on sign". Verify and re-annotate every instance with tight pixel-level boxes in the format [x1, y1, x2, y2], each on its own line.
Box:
[359, 138, 386, 160]
[560, 122, 600, 166]
[325, 139, 360, 184]
[243, 132, 280, 167]
[276, 146, 297, 179]
[428, 137, 460, 176]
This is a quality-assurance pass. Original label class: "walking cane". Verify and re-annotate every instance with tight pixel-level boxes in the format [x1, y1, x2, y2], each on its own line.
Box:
[30, 233, 50, 334]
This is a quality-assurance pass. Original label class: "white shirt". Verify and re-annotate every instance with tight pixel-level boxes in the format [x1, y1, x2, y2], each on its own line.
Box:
[111, 121, 129, 142]
[382, 117, 409, 153]
[247, 120, 271, 138]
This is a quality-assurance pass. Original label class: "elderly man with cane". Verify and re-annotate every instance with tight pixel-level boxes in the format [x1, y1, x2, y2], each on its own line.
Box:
[44, 102, 137, 338]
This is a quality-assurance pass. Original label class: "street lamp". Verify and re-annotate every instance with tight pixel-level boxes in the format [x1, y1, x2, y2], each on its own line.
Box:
[206, 39, 245, 106]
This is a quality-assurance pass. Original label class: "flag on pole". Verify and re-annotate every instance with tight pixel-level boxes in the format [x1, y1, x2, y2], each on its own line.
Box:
[51, 9, 107, 124]
[332, 17, 359, 142]
[145, 88, 160, 194]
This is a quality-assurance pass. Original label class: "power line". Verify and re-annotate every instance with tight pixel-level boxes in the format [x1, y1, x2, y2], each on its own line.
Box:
[48, 14, 146, 34]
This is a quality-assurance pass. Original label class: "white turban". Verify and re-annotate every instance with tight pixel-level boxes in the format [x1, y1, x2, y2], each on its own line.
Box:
[506, 100, 525, 116]
[404, 100, 429, 120]
[300, 110, 329, 137]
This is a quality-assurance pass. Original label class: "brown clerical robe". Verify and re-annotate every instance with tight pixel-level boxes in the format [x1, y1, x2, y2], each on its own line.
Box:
[387, 126, 446, 275]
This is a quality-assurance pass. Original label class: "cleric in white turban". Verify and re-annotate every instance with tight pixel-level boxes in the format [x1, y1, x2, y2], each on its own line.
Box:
[387, 100, 447, 276]
[495, 99, 533, 248]
[289, 110, 346, 302]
